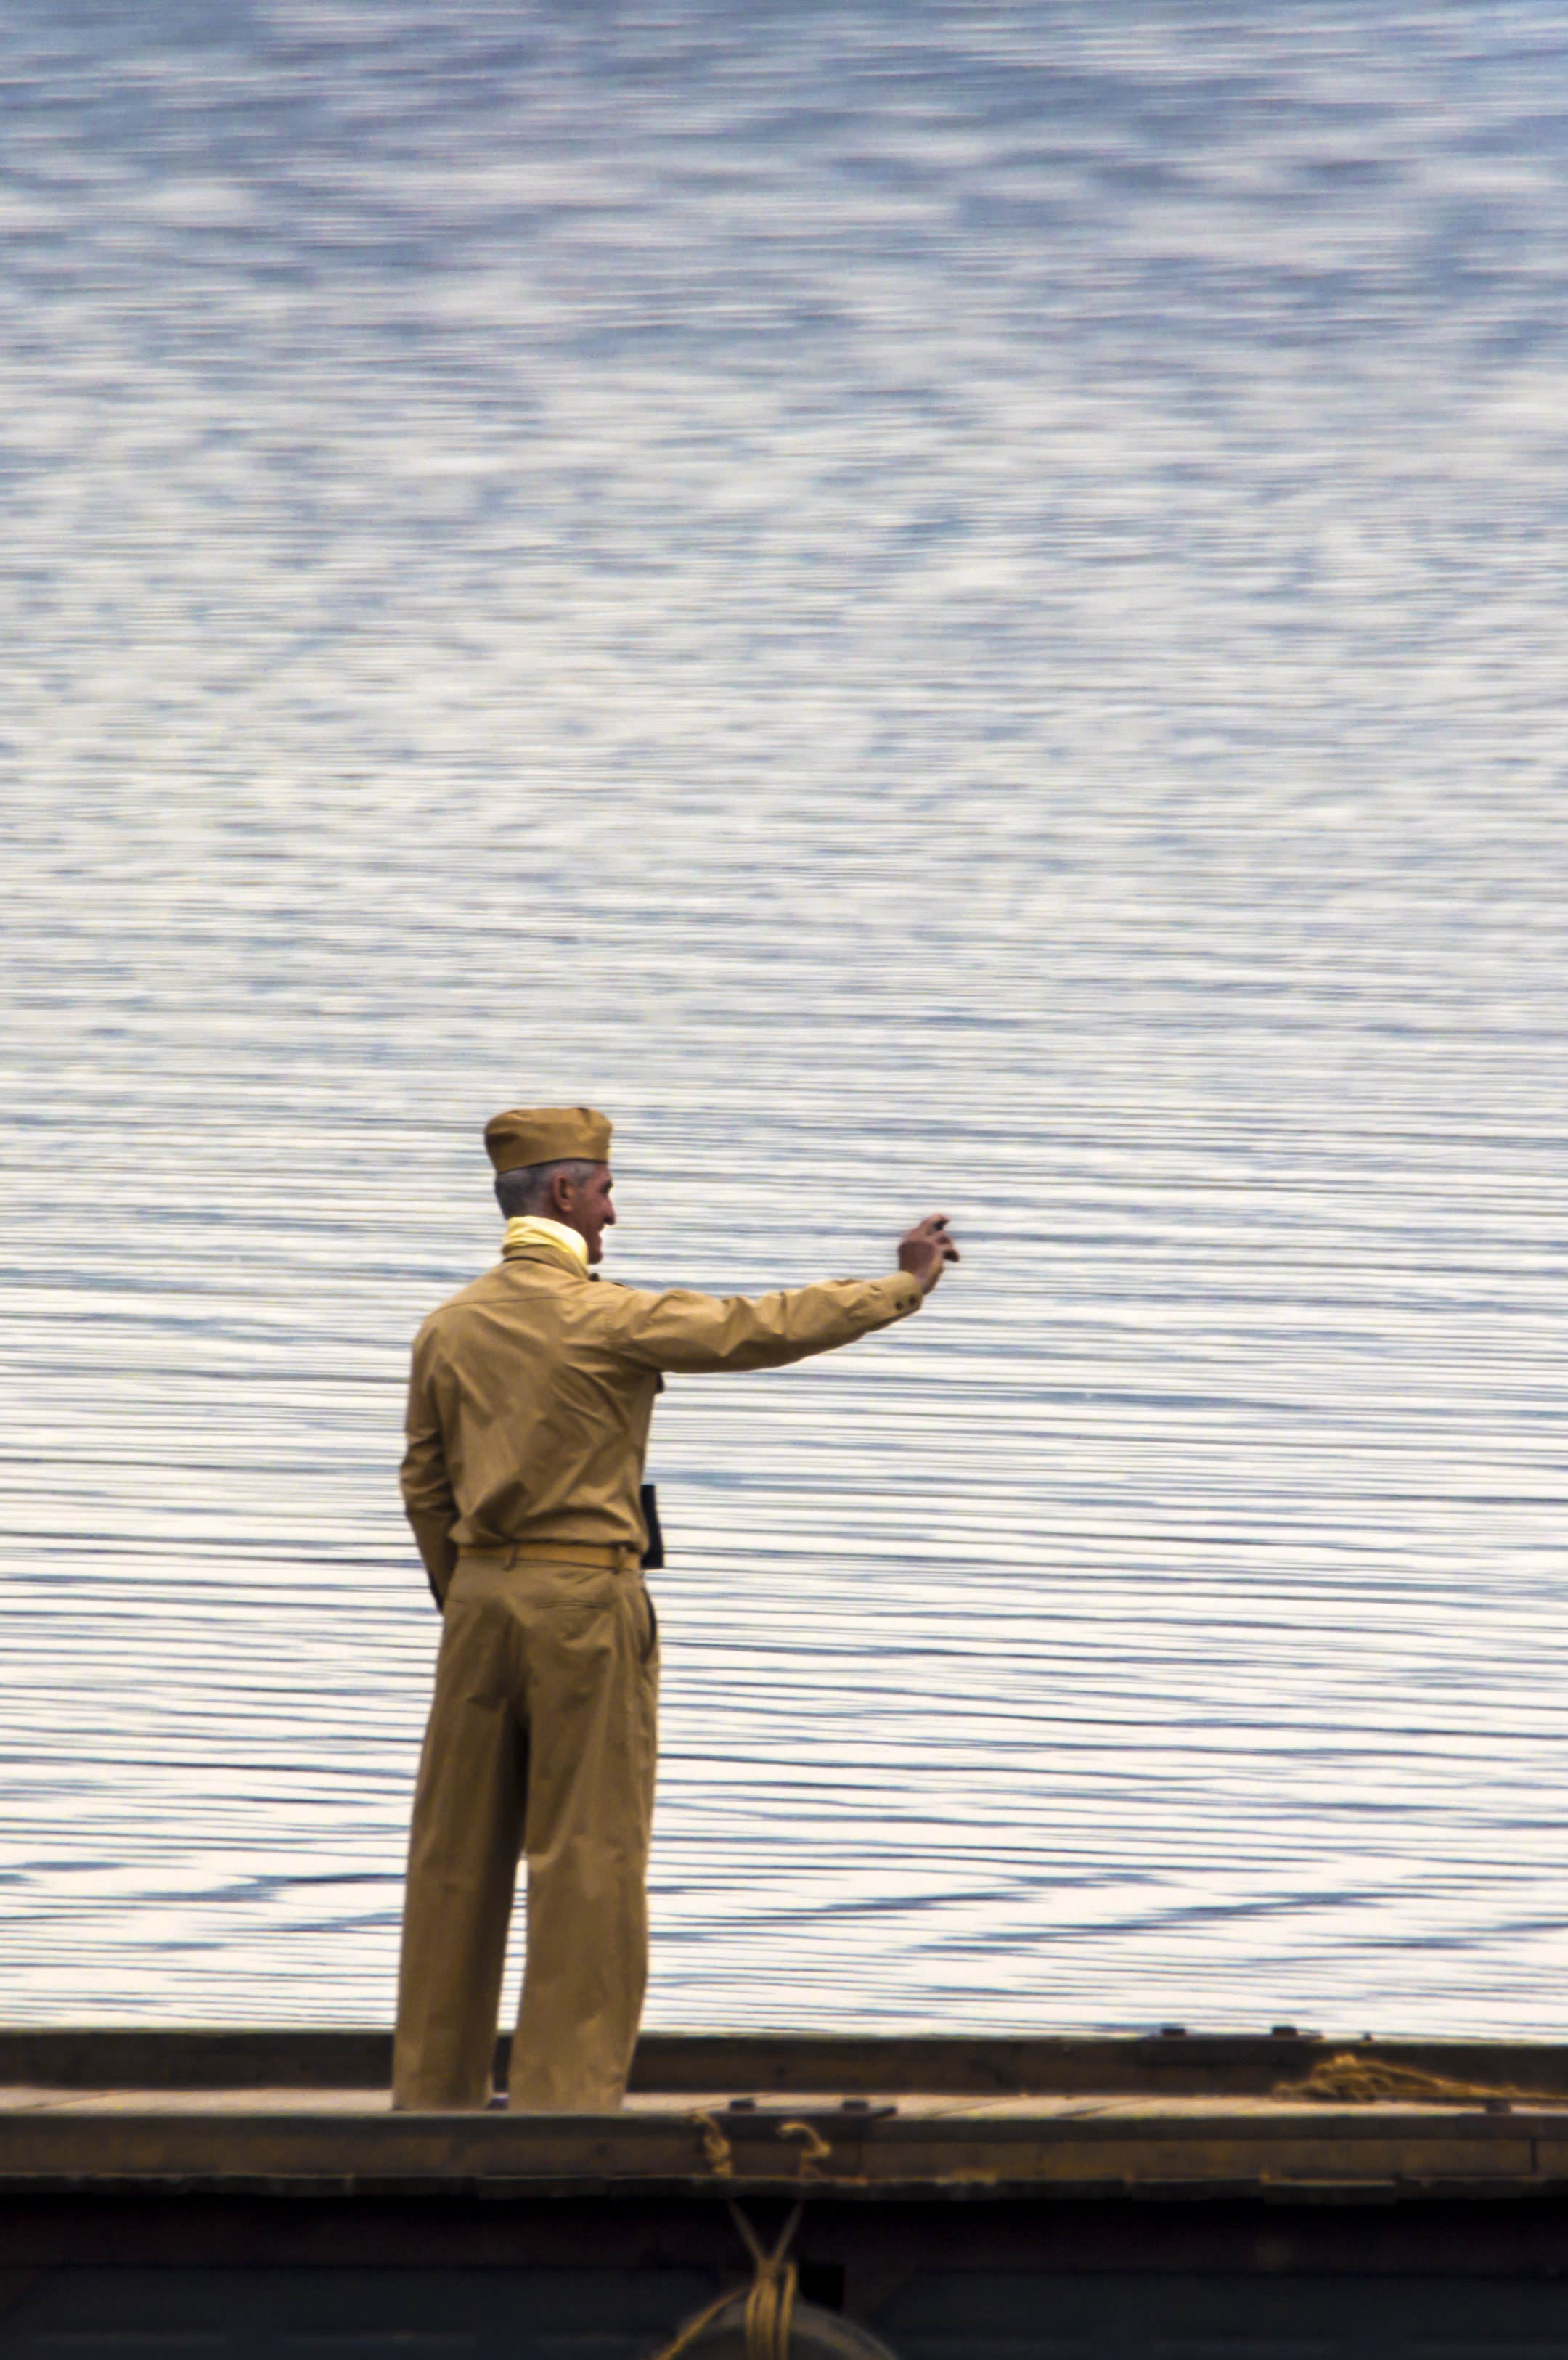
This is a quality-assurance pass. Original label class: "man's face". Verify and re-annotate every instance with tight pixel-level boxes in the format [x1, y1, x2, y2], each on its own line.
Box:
[554, 1162, 616, 1264]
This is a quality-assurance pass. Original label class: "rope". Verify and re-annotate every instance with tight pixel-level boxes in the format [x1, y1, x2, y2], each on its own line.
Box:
[1275, 2051, 1568, 2109]
[733, 2200, 804, 2360]
[777, 2120, 833, 2179]
[690, 2109, 735, 2177]
[645, 2202, 804, 2360]
[687, 2110, 834, 2184]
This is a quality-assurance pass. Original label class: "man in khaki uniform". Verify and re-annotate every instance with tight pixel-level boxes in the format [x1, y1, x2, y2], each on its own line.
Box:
[393, 1104, 958, 2115]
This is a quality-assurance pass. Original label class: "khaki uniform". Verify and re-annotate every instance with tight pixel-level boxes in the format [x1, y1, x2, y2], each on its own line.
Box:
[393, 1234, 923, 2112]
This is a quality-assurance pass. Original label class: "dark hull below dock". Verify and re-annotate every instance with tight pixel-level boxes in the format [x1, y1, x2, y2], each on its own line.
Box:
[6, 2030, 1568, 2360]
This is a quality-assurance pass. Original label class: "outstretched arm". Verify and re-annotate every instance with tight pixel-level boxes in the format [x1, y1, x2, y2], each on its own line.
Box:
[611, 1214, 960, 1376]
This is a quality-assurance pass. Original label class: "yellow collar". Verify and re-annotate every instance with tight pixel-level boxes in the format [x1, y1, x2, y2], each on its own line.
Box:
[502, 1214, 589, 1270]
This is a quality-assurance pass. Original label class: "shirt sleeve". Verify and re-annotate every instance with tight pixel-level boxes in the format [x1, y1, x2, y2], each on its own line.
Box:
[400, 1334, 460, 1606]
[605, 1270, 923, 1376]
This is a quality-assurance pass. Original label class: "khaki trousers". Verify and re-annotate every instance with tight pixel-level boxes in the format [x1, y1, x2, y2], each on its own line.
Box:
[392, 1548, 659, 2112]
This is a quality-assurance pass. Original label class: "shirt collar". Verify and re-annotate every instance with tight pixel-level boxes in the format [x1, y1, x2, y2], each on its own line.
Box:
[502, 1214, 589, 1270]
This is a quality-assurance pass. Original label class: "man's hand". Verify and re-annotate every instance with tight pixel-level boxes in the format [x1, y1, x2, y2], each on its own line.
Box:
[898, 1213, 960, 1297]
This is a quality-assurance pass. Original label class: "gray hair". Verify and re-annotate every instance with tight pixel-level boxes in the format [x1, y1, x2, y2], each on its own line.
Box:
[495, 1158, 598, 1219]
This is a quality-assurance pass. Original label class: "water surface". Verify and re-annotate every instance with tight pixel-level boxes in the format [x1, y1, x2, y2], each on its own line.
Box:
[4, 0, 1568, 2035]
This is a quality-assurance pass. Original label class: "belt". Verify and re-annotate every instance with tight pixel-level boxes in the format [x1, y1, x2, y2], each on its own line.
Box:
[460, 1540, 642, 1573]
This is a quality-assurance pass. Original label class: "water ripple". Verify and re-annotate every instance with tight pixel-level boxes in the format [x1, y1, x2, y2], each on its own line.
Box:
[2, 0, 1567, 2035]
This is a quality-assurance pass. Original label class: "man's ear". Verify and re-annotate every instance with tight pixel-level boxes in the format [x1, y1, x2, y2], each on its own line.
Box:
[546, 1169, 576, 1220]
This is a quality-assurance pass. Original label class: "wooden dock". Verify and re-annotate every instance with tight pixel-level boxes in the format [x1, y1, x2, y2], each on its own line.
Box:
[6, 2030, 1568, 2358]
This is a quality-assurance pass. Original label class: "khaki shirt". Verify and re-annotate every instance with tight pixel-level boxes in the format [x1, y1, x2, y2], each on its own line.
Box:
[401, 1236, 924, 1601]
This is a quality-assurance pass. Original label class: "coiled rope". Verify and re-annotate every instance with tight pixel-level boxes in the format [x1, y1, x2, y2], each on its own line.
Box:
[1275, 2051, 1568, 2109]
[649, 2201, 804, 2360]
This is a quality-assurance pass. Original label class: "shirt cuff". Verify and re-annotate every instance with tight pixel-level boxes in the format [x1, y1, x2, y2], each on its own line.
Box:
[885, 1270, 924, 1316]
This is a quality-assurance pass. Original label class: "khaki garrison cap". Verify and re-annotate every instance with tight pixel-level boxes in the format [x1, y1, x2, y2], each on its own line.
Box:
[483, 1105, 613, 1174]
